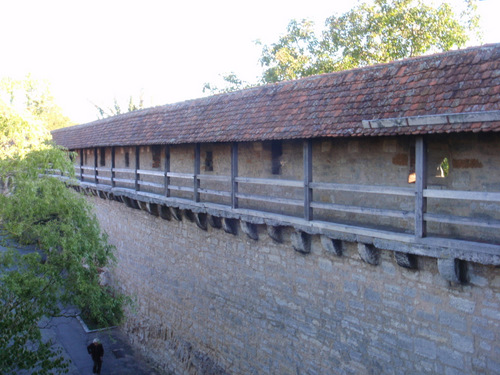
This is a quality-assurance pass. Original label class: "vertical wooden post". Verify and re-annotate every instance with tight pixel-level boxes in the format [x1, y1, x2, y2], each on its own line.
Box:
[94, 147, 98, 184]
[135, 146, 140, 192]
[231, 143, 238, 209]
[164, 145, 170, 197]
[415, 136, 427, 238]
[79, 149, 84, 182]
[304, 140, 313, 221]
[111, 146, 116, 187]
[194, 143, 200, 202]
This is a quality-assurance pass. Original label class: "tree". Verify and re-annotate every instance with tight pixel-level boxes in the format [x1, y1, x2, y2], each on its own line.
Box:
[93, 92, 146, 119]
[0, 75, 74, 131]
[207, 0, 480, 91]
[0, 100, 125, 373]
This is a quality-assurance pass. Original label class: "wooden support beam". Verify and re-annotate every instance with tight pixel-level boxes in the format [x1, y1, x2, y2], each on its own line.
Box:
[135, 146, 140, 192]
[164, 145, 170, 197]
[94, 147, 98, 184]
[303, 140, 313, 221]
[415, 136, 427, 238]
[194, 143, 200, 202]
[79, 149, 84, 181]
[231, 143, 239, 209]
[111, 146, 116, 187]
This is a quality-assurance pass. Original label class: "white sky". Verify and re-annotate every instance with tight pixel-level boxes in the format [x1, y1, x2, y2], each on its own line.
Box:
[1, 0, 498, 124]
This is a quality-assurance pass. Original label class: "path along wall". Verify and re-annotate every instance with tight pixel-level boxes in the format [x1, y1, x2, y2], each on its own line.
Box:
[91, 196, 500, 375]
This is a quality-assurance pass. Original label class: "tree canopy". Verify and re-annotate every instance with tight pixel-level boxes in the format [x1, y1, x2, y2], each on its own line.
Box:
[0, 75, 74, 131]
[205, 0, 480, 93]
[0, 95, 124, 373]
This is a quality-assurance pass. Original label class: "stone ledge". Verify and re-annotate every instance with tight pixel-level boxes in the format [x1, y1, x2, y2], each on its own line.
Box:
[74, 183, 500, 266]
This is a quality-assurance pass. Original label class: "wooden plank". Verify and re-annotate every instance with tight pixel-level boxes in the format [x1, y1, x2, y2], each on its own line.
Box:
[111, 146, 116, 187]
[112, 168, 134, 173]
[198, 174, 231, 182]
[304, 139, 313, 221]
[79, 149, 84, 181]
[136, 169, 165, 177]
[167, 172, 194, 179]
[164, 145, 170, 197]
[231, 143, 238, 209]
[424, 189, 500, 203]
[236, 192, 303, 207]
[198, 188, 232, 198]
[94, 147, 98, 184]
[138, 181, 164, 188]
[81, 173, 96, 179]
[113, 178, 135, 184]
[310, 182, 415, 196]
[96, 176, 112, 182]
[135, 146, 140, 191]
[194, 143, 200, 202]
[415, 136, 427, 238]
[81, 166, 96, 171]
[424, 213, 500, 229]
[167, 185, 194, 193]
[311, 201, 414, 219]
[235, 176, 303, 188]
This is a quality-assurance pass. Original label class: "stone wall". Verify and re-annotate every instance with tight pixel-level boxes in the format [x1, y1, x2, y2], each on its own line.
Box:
[91, 196, 500, 375]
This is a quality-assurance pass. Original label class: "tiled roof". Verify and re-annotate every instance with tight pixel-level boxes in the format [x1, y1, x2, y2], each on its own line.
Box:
[52, 44, 500, 149]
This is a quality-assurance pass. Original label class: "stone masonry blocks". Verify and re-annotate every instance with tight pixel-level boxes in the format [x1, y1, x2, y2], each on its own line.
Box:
[437, 258, 469, 284]
[90, 197, 499, 375]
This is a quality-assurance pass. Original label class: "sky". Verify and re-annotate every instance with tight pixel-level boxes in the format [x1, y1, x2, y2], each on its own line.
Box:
[1, 0, 499, 124]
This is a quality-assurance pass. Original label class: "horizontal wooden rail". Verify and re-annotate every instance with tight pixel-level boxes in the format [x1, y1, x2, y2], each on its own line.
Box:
[137, 169, 165, 177]
[235, 176, 303, 188]
[113, 168, 134, 173]
[310, 182, 415, 197]
[81, 173, 95, 179]
[311, 201, 414, 219]
[424, 189, 500, 202]
[198, 174, 231, 182]
[97, 176, 112, 182]
[167, 185, 194, 193]
[167, 172, 194, 179]
[236, 192, 304, 207]
[198, 188, 232, 197]
[138, 181, 163, 188]
[113, 177, 135, 184]
[424, 213, 500, 229]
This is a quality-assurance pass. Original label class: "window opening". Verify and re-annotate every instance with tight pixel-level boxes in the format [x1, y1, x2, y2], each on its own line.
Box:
[437, 157, 449, 178]
[124, 151, 130, 168]
[408, 145, 416, 184]
[99, 147, 106, 166]
[271, 141, 282, 175]
[152, 145, 161, 168]
[205, 151, 213, 172]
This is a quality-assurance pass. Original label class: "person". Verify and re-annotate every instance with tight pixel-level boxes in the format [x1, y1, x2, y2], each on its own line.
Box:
[87, 338, 104, 374]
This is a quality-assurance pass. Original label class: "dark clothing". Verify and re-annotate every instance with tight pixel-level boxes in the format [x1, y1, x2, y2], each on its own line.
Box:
[87, 342, 104, 374]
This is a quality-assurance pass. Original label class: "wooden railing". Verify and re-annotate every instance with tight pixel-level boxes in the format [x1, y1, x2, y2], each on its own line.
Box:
[52, 138, 500, 252]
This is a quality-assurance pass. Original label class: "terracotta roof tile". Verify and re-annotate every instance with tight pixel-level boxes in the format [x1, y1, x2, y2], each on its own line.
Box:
[52, 44, 500, 149]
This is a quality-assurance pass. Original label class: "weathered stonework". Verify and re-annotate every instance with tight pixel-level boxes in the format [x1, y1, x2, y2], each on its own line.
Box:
[92, 197, 500, 375]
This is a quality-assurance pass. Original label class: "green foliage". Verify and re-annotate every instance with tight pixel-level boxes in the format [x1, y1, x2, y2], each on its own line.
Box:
[0, 103, 125, 373]
[206, 0, 480, 91]
[93, 92, 145, 119]
[203, 73, 255, 95]
[0, 74, 74, 131]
